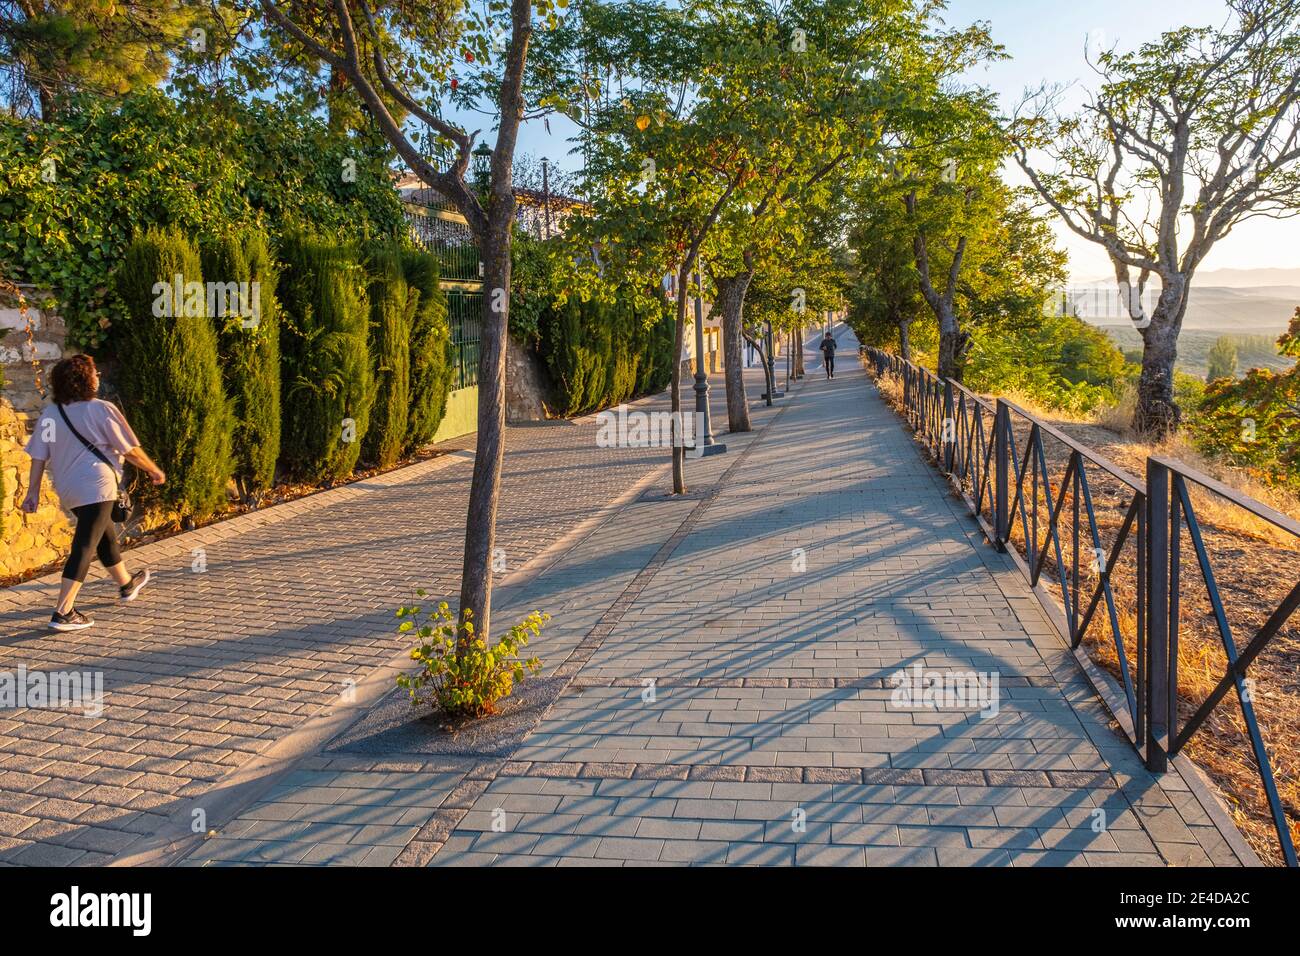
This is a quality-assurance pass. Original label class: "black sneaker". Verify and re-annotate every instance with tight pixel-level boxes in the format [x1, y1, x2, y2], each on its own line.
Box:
[50, 609, 94, 632]
[120, 568, 151, 603]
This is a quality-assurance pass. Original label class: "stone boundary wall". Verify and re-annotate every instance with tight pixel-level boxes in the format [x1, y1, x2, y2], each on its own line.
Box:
[0, 286, 71, 578]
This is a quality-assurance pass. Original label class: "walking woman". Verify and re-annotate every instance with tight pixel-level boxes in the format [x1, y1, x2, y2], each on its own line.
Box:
[20, 355, 165, 631]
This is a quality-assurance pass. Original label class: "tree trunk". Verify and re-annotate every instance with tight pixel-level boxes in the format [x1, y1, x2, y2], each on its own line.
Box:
[1133, 301, 1186, 437]
[898, 319, 912, 362]
[715, 271, 754, 433]
[936, 303, 965, 382]
[794, 325, 805, 378]
[457, 227, 511, 644]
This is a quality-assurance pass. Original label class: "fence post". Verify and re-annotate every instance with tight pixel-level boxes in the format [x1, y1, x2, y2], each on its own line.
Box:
[942, 380, 955, 474]
[994, 399, 1010, 551]
[1146, 457, 1170, 773]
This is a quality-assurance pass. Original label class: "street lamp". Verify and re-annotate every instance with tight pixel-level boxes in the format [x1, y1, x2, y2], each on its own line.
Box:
[692, 266, 725, 455]
[472, 142, 492, 191]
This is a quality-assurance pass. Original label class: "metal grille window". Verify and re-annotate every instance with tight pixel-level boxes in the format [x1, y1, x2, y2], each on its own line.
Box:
[405, 206, 483, 282]
[446, 291, 481, 390]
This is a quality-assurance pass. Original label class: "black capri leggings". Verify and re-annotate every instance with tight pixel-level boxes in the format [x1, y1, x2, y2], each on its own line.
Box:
[63, 501, 122, 583]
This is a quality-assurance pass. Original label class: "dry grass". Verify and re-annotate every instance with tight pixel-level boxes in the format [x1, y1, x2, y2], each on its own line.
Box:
[869, 364, 1300, 866]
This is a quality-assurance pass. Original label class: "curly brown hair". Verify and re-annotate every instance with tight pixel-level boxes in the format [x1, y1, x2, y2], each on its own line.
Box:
[50, 354, 98, 405]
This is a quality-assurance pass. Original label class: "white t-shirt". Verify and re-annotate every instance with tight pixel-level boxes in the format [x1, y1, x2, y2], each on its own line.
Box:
[24, 400, 140, 511]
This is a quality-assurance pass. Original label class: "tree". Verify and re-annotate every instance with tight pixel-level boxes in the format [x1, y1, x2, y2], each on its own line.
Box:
[1012, 0, 1300, 436]
[0, 1, 197, 118]
[113, 227, 234, 521]
[1207, 336, 1240, 382]
[276, 227, 374, 484]
[848, 190, 927, 359]
[1189, 308, 1300, 489]
[260, 0, 562, 644]
[202, 229, 282, 501]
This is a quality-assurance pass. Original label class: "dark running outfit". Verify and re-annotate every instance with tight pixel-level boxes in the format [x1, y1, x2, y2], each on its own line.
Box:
[64, 501, 121, 582]
[820, 336, 837, 377]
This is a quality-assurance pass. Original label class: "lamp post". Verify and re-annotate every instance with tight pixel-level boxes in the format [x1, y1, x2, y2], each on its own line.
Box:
[541, 157, 552, 239]
[692, 266, 725, 455]
[761, 318, 783, 403]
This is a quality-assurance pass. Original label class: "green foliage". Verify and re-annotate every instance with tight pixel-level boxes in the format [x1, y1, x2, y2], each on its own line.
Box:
[539, 288, 675, 417]
[112, 227, 234, 519]
[201, 229, 281, 498]
[395, 596, 546, 720]
[277, 228, 374, 483]
[0, 1, 198, 117]
[362, 245, 413, 469]
[403, 250, 454, 452]
[1187, 309, 1300, 490]
[0, 88, 407, 348]
[1206, 336, 1239, 382]
[964, 313, 1127, 414]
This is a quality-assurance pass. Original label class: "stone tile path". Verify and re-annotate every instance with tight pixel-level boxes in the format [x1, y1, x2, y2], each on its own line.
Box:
[0, 374, 723, 865]
[167, 332, 1249, 867]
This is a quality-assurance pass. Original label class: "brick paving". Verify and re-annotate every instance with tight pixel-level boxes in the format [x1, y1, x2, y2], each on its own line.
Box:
[0, 377, 715, 866]
[169, 332, 1251, 868]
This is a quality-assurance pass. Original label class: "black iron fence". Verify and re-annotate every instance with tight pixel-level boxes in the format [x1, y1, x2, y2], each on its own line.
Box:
[865, 346, 1300, 867]
[446, 290, 481, 390]
[403, 203, 483, 282]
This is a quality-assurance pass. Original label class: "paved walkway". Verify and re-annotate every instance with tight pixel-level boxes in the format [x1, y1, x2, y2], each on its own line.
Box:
[1, 334, 1248, 867]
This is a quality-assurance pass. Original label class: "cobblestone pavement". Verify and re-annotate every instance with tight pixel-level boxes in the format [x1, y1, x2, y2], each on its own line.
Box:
[173, 332, 1250, 868]
[0, 371, 750, 865]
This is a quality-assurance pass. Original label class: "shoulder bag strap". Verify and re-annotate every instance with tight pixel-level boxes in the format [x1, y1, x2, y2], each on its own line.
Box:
[55, 403, 121, 495]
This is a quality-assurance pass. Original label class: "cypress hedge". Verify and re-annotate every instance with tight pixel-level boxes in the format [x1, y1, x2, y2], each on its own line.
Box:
[201, 230, 281, 499]
[362, 245, 412, 469]
[540, 290, 675, 417]
[403, 250, 453, 452]
[112, 227, 234, 519]
[276, 228, 373, 483]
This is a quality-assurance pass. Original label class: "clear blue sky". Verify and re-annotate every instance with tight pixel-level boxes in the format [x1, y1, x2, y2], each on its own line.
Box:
[501, 0, 1298, 279]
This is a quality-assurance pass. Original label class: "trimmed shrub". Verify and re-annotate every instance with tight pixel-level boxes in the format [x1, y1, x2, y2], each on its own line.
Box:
[113, 227, 234, 519]
[277, 228, 373, 483]
[362, 245, 412, 469]
[540, 289, 675, 417]
[403, 250, 453, 451]
[201, 229, 281, 499]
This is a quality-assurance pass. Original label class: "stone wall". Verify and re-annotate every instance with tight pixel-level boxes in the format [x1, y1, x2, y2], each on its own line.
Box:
[1, 286, 66, 424]
[0, 287, 71, 579]
[506, 334, 549, 422]
[1, 397, 71, 578]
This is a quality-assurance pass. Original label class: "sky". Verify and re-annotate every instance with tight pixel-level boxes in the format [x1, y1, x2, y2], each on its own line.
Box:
[943, 0, 1300, 280]
[502, 0, 1300, 283]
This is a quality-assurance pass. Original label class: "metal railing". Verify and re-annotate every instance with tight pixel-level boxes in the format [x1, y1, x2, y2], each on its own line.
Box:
[446, 290, 482, 390]
[865, 346, 1299, 866]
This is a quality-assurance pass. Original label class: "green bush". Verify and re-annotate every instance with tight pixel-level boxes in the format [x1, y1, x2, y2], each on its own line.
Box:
[202, 229, 281, 499]
[539, 289, 674, 417]
[362, 245, 412, 469]
[277, 228, 373, 483]
[112, 227, 234, 519]
[403, 250, 453, 452]
[395, 595, 546, 720]
[965, 313, 1126, 414]
[0, 89, 407, 349]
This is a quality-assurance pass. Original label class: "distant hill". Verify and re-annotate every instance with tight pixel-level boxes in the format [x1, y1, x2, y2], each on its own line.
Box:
[1072, 266, 1300, 288]
[1067, 281, 1297, 335]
